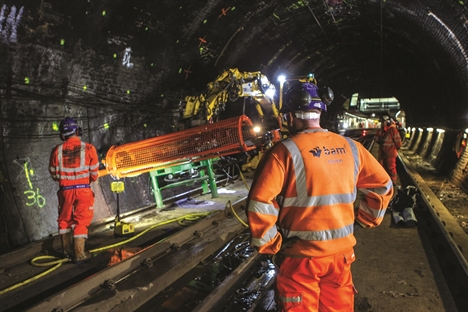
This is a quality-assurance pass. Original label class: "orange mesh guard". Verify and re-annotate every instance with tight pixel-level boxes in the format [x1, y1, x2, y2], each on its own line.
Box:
[102, 115, 257, 179]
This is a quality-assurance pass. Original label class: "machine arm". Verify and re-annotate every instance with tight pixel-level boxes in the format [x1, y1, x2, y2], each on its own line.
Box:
[181, 68, 279, 123]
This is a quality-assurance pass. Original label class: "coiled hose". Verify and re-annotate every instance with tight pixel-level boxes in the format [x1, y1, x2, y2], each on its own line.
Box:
[1, 166, 253, 296]
[0, 211, 215, 296]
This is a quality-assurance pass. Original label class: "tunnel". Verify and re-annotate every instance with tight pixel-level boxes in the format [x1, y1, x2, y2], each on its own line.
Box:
[0, 0, 468, 261]
[2, 1, 468, 311]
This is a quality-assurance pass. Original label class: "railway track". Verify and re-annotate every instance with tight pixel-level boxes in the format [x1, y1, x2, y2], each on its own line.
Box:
[1, 144, 468, 312]
[398, 152, 468, 311]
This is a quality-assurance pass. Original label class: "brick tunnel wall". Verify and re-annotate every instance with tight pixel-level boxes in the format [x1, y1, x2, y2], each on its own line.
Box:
[0, 41, 177, 252]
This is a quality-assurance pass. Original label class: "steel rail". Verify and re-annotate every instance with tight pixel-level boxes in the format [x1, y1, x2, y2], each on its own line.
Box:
[399, 153, 468, 273]
[24, 199, 248, 312]
[398, 153, 468, 312]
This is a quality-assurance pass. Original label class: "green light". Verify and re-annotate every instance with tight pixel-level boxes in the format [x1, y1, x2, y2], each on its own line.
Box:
[83, 85, 87, 91]
[104, 123, 109, 129]
[144, 123, 147, 127]
[113, 53, 117, 58]
[176, 39, 179, 43]
[231, 7, 236, 11]
[127, 90, 131, 94]
[151, 63, 154, 66]
[102, 11, 106, 16]
[179, 68, 182, 73]
[145, 27, 148, 31]
[52, 122, 59, 131]
[203, 20, 207, 24]
[24, 77, 30, 84]
[160, 94, 164, 97]
[60, 39, 65, 45]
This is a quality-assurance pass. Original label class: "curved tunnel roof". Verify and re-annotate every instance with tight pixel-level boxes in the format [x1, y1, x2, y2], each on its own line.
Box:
[3, 0, 468, 128]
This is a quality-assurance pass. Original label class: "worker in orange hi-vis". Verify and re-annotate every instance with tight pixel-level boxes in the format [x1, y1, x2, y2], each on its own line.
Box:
[49, 117, 99, 264]
[373, 115, 402, 186]
[246, 82, 393, 312]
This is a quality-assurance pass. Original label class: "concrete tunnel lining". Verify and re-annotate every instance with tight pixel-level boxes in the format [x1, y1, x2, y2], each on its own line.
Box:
[0, 0, 468, 250]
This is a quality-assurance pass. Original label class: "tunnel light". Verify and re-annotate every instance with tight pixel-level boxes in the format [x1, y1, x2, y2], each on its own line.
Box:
[436, 128, 445, 133]
[253, 126, 261, 133]
[426, 128, 433, 132]
[278, 75, 286, 83]
[418, 128, 423, 132]
[465, 128, 468, 134]
[411, 127, 415, 132]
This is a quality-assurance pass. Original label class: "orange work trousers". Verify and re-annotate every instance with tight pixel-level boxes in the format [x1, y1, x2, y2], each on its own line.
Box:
[379, 157, 398, 184]
[57, 188, 94, 238]
[275, 248, 356, 312]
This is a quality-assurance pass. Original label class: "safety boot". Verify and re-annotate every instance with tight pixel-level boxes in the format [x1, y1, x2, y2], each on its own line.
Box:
[61, 232, 74, 258]
[73, 237, 91, 264]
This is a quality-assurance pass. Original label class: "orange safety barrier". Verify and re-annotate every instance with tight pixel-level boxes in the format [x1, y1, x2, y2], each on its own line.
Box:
[100, 115, 257, 179]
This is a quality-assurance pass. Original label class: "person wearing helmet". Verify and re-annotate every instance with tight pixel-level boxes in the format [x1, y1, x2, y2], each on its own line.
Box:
[246, 82, 393, 311]
[49, 117, 99, 264]
[373, 115, 402, 186]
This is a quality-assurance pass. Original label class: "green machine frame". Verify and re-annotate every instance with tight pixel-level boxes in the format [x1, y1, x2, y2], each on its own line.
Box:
[149, 159, 218, 208]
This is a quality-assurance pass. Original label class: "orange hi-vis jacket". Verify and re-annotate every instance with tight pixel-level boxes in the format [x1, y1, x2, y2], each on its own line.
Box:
[49, 137, 99, 187]
[247, 129, 393, 258]
[374, 124, 402, 159]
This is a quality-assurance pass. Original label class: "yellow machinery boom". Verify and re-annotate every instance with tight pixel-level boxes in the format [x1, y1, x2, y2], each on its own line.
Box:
[181, 68, 279, 124]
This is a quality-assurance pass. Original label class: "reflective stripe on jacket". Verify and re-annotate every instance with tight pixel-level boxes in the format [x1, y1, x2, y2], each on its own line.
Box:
[49, 137, 99, 187]
[247, 129, 393, 257]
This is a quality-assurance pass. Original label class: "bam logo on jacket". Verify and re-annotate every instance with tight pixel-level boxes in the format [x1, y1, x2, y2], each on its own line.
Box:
[309, 145, 346, 161]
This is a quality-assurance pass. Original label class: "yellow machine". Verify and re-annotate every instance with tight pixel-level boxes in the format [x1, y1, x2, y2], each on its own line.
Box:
[179, 68, 283, 171]
[111, 181, 135, 236]
[180, 68, 280, 126]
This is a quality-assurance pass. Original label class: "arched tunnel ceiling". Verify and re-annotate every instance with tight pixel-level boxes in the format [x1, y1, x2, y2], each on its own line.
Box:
[3, 0, 468, 128]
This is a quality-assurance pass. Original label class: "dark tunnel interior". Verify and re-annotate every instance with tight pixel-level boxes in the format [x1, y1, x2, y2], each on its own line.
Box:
[1, 0, 468, 128]
[1, 0, 468, 274]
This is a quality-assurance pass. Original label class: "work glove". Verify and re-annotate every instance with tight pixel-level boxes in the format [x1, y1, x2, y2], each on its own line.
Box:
[353, 220, 364, 232]
[280, 236, 300, 251]
[272, 236, 300, 269]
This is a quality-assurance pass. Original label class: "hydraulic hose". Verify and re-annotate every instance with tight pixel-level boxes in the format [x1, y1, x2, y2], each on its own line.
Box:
[237, 164, 250, 191]
[0, 256, 68, 295]
[226, 200, 249, 228]
[0, 211, 215, 296]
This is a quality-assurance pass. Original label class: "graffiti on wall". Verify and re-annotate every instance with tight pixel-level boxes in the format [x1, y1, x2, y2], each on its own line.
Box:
[14, 158, 46, 208]
[0, 4, 24, 43]
[123, 47, 134, 68]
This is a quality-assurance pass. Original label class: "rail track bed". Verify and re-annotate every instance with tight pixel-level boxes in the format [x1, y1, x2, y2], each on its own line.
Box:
[1, 144, 468, 312]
